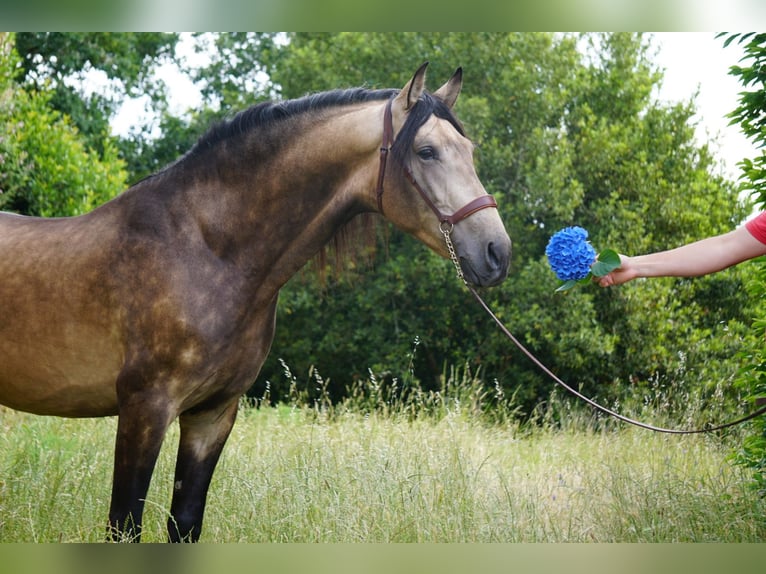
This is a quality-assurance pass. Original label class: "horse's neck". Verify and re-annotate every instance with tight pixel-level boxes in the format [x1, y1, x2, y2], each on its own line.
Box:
[155, 104, 382, 296]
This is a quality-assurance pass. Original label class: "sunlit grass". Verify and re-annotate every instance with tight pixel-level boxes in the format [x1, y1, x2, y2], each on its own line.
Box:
[1, 397, 763, 542]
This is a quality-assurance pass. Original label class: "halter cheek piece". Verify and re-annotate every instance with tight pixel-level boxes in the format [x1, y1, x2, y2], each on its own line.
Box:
[375, 98, 498, 228]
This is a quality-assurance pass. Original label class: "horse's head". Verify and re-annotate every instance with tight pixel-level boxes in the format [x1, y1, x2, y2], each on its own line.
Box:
[377, 63, 511, 287]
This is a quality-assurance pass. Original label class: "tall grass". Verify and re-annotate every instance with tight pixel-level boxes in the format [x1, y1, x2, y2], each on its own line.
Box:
[0, 366, 764, 542]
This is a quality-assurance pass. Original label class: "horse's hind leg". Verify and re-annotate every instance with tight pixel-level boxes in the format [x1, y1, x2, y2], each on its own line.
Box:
[167, 399, 239, 542]
[108, 392, 175, 542]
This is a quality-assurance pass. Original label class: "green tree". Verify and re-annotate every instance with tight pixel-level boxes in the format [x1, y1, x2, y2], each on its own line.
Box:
[189, 32, 281, 113]
[548, 34, 754, 405]
[724, 32, 766, 494]
[13, 33, 178, 149]
[0, 33, 126, 217]
[13, 33, 179, 185]
[241, 33, 754, 414]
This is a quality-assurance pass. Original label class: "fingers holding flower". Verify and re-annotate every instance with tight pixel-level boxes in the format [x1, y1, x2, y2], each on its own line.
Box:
[596, 272, 616, 287]
[594, 254, 634, 287]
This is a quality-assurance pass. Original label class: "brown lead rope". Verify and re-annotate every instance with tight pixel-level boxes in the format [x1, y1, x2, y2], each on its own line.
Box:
[441, 228, 766, 434]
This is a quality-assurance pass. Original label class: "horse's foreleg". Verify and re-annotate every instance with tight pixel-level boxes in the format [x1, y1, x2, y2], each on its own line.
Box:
[108, 392, 175, 542]
[167, 399, 239, 542]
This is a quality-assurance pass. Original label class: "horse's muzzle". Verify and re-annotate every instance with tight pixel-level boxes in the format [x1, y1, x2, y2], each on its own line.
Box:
[461, 237, 511, 287]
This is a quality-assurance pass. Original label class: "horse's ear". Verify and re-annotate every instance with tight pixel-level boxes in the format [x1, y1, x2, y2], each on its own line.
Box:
[433, 67, 462, 109]
[395, 61, 429, 111]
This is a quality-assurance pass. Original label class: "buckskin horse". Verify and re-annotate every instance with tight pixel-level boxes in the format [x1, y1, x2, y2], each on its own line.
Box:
[0, 63, 511, 541]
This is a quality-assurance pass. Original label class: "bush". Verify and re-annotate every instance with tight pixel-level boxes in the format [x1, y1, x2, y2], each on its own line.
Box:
[0, 33, 126, 217]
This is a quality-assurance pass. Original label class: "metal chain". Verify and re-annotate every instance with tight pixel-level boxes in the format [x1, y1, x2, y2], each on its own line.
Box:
[440, 222, 467, 285]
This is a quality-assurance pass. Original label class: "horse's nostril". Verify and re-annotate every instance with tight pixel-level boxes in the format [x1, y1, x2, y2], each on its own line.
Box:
[487, 241, 501, 270]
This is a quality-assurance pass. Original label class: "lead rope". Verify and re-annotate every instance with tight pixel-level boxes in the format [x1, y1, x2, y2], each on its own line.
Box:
[441, 227, 766, 434]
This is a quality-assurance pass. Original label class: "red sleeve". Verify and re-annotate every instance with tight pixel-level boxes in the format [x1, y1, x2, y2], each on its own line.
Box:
[745, 212, 766, 245]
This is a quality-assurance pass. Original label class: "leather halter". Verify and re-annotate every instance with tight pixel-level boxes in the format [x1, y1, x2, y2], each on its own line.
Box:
[375, 98, 498, 227]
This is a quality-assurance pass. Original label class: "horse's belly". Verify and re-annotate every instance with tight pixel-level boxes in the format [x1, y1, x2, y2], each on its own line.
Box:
[0, 360, 121, 417]
[0, 332, 122, 417]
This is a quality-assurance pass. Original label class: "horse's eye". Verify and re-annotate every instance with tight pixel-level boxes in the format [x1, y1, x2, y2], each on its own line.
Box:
[417, 147, 436, 160]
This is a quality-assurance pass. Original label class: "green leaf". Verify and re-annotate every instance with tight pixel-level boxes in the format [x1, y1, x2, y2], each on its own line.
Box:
[590, 248, 621, 277]
[555, 279, 578, 292]
[555, 274, 592, 292]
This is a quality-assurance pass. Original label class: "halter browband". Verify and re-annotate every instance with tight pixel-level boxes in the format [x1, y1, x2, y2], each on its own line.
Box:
[376, 97, 498, 227]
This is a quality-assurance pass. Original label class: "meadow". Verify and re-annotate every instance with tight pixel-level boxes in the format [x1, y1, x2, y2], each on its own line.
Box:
[1, 374, 764, 543]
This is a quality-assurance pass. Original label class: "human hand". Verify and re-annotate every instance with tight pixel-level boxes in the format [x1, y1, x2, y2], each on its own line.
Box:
[595, 254, 633, 287]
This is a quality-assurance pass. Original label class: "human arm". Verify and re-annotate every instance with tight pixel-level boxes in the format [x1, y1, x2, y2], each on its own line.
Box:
[596, 224, 766, 287]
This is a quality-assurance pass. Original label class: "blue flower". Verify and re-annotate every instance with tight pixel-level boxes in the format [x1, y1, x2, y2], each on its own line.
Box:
[545, 226, 597, 281]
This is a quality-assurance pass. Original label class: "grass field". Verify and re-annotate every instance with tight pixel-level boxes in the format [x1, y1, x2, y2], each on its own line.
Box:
[1, 394, 764, 542]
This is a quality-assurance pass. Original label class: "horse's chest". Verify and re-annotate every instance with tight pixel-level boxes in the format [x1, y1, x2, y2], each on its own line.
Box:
[124, 291, 277, 408]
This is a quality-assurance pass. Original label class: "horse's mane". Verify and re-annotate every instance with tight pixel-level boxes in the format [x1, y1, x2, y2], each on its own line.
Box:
[189, 88, 399, 158]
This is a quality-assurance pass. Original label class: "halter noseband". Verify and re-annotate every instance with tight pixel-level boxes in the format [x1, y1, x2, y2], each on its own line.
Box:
[375, 98, 498, 228]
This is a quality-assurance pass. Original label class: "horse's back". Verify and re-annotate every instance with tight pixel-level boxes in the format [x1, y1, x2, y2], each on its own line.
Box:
[0, 210, 124, 417]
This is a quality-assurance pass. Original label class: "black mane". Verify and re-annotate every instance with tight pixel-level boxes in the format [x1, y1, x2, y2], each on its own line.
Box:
[189, 87, 399, 157]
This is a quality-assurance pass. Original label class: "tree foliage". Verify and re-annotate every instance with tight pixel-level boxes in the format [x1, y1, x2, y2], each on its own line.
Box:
[13, 33, 178, 157]
[0, 33, 126, 216]
[723, 32, 766, 493]
[236, 33, 755, 413]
